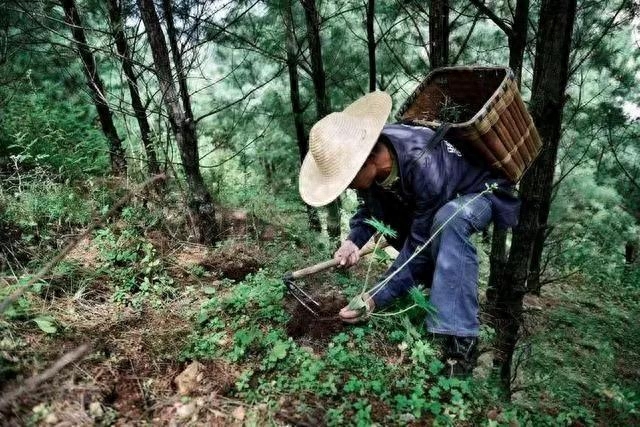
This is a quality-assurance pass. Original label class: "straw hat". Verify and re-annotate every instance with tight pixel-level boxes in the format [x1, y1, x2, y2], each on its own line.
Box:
[299, 91, 392, 207]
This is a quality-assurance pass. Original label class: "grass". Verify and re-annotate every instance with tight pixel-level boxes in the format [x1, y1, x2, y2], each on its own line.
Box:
[0, 175, 638, 425]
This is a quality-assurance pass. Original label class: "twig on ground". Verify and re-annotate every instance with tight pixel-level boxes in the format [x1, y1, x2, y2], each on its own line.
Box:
[0, 343, 92, 412]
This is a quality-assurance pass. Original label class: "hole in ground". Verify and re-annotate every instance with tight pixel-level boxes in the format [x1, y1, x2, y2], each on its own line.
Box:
[285, 293, 348, 342]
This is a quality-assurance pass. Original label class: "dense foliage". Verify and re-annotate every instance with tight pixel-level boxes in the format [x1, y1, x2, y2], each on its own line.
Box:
[0, 0, 638, 424]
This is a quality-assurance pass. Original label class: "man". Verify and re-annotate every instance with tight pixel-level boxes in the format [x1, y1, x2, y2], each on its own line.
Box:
[298, 91, 520, 374]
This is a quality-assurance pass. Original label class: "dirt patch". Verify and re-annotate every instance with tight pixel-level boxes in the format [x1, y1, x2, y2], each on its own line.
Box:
[99, 358, 239, 422]
[173, 243, 209, 268]
[66, 236, 100, 269]
[146, 229, 171, 256]
[173, 359, 239, 397]
[170, 241, 263, 282]
[216, 208, 283, 242]
[200, 243, 262, 281]
[276, 395, 326, 426]
[285, 293, 347, 342]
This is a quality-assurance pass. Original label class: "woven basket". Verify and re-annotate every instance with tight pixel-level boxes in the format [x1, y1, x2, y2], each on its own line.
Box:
[396, 66, 542, 182]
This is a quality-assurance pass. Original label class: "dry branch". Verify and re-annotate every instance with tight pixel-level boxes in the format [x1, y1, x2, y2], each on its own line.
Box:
[0, 344, 91, 412]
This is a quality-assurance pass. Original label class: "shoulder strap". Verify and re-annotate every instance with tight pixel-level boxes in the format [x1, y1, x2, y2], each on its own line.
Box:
[426, 123, 451, 151]
[403, 123, 452, 175]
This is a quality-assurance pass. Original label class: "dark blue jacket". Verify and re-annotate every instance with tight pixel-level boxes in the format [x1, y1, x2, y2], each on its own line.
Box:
[347, 124, 520, 307]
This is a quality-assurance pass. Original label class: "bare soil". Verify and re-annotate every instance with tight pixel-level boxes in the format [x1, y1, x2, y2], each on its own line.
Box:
[285, 293, 347, 342]
[200, 243, 262, 281]
[0, 300, 244, 425]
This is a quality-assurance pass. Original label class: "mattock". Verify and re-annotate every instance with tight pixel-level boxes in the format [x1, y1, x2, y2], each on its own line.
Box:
[282, 239, 390, 316]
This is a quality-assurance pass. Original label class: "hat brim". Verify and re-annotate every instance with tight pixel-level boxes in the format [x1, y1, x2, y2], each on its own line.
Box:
[299, 91, 392, 207]
[299, 127, 375, 207]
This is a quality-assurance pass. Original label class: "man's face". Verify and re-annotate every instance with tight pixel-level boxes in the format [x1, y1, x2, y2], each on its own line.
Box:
[348, 158, 377, 190]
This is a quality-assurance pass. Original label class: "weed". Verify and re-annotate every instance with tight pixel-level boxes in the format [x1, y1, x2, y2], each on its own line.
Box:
[94, 222, 175, 308]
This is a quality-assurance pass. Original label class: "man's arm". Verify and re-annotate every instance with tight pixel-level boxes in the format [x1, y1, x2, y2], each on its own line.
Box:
[346, 194, 376, 248]
[370, 150, 445, 308]
[369, 205, 437, 307]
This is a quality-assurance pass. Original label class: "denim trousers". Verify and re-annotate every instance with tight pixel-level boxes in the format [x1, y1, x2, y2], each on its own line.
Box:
[424, 193, 493, 338]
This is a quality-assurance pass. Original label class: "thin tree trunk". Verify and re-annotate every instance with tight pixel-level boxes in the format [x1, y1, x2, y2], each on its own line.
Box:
[137, 0, 218, 244]
[508, 0, 529, 82]
[107, 0, 159, 176]
[492, 0, 577, 393]
[486, 226, 507, 326]
[487, 0, 529, 327]
[367, 0, 376, 91]
[301, 0, 329, 118]
[326, 201, 341, 239]
[527, 229, 547, 294]
[284, 0, 321, 232]
[61, 0, 127, 176]
[161, 0, 194, 122]
[428, 0, 449, 68]
[626, 241, 637, 264]
[300, 0, 340, 240]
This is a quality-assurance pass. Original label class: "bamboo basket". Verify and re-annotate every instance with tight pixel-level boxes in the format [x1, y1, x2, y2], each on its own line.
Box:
[396, 66, 542, 182]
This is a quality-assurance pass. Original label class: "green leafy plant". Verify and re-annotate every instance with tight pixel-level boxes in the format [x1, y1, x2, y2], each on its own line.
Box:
[95, 226, 175, 308]
[33, 315, 57, 334]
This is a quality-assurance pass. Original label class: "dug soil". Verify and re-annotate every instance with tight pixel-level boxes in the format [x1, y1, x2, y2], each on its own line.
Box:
[285, 293, 348, 342]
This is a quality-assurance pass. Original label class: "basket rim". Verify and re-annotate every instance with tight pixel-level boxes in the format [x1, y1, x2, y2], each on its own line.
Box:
[395, 66, 515, 128]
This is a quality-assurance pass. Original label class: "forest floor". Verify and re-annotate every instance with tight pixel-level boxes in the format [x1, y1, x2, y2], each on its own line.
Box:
[0, 192, 638, 426]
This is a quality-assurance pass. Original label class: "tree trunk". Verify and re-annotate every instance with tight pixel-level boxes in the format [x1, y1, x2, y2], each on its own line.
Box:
[107, 0, 159, 176]
[508, 0, 529, 83]
[161, 0, 194, 122]
[626, 241, 637, 264]
[137, 0, 218, 244]
[61, 0, 127, 176]
[492, 0, 577, 393]
[301, 0, 329, 118]
[487, 0, 529, 327]
[428, 0, 449, 68]
[284, 0, 321, 232]
[514, 0, 556, 295]
[300, 0, 340, 240]
[367, 0, 376, 91]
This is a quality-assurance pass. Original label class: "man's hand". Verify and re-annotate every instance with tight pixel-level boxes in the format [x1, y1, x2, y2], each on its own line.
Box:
[339, 293, 375, 324]
[334, 240, 360, 268]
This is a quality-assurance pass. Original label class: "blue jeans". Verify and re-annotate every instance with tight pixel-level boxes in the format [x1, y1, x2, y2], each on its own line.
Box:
[425, 193, 493, 337]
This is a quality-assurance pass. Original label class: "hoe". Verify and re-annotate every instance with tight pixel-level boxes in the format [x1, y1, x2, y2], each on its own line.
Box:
[283, 240, 389, 316]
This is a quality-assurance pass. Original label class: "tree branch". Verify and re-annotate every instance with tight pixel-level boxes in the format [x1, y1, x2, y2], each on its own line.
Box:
[452, 11, 480, 64]
[569, 1, 628, 77]
[607, 127, 640, 192]
[0, 344, 92, 411]
[194, 66, 285, 124]
[467, 0, 512, 36]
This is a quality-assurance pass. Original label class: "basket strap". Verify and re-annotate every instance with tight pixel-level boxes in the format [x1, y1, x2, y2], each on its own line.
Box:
[404, 123, 451, 177]
[425, 123, 451, 151]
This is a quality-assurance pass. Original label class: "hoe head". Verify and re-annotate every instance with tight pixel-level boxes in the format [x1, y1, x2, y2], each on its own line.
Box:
[283, 272, 320, 317]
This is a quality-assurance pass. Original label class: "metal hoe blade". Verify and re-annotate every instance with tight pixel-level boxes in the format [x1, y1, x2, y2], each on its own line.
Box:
[283, 273, 320, 317]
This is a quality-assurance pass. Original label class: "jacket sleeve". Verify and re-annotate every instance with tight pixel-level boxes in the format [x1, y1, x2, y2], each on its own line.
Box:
[346, 195, 376, 248]
[370, 155, 444, 308]
[370, 205, 437, 307]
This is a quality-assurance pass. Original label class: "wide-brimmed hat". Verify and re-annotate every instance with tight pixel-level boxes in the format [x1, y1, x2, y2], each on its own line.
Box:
[299, 91, 392, 207]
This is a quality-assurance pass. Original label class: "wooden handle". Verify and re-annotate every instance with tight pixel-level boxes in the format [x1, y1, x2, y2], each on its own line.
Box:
[290, 240, 390, 280]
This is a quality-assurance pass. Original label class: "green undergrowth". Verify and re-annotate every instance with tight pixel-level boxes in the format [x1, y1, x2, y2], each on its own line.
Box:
[1, 176, 638, 425]
[177, 236, 639, 425]
[177, 190, 639, 425]
[513, 273, 640, 425]
[182, 267, 479, 425]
